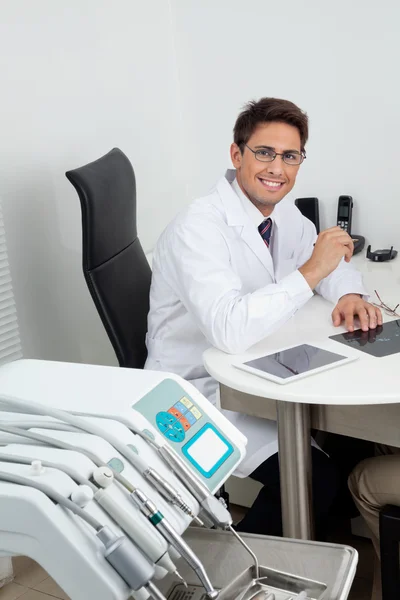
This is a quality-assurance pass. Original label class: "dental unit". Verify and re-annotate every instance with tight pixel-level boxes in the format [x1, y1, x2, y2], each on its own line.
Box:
[0, 359, 344, 600]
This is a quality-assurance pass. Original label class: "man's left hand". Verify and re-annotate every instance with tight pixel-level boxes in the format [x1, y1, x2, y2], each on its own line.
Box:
[332, 294, 383, 332]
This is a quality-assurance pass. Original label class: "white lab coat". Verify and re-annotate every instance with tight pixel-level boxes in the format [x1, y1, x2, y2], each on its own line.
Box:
[145, 170, 367, 477]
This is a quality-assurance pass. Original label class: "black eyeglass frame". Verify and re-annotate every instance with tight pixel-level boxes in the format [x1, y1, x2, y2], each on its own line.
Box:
[244, 144, 306, 166]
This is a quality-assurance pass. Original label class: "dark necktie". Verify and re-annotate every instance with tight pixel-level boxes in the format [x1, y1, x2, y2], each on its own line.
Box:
[258, 218, 272, 248]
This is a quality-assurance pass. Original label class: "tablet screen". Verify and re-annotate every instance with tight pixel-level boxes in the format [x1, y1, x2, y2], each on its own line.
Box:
[243, 344, 348, 379]
[330, 319, 400, 357]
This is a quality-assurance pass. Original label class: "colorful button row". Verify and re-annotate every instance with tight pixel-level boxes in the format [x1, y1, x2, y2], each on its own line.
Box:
[167, 397, 202, 429]
[155, 397, 203, 443]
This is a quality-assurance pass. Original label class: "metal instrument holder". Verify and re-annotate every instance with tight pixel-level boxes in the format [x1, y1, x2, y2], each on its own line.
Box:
[159, 528, 358, 600]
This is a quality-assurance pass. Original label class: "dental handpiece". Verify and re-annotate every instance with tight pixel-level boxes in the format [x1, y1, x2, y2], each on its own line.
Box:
[142, 467, 202, 525]
[106, 419, 231, 529]
[143, 445, 258, 581]
[157, 443, 232, 529]
[131, 488, 218, 600]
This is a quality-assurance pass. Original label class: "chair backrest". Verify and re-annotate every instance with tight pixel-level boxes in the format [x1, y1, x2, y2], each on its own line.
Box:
[66, 148, 152, 369]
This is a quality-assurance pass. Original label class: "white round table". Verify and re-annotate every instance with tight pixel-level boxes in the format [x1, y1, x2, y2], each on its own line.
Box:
[203, 255, 400, 539]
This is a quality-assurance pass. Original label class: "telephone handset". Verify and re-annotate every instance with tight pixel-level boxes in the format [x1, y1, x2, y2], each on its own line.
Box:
[337, 195, 353, 235]
[337, 195, 365, 255]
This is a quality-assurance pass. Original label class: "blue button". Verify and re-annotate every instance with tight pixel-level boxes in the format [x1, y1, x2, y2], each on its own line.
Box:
[164, 429, 180, 442]
[156, 411, 177, 433]
[156, 411, 186, 442]
[164, 423, 185, 443]
[173, 401, 188, 415]
[185, 411, 197, 425]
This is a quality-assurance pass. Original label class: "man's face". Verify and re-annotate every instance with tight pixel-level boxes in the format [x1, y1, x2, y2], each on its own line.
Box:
[230, 121, 303, 216]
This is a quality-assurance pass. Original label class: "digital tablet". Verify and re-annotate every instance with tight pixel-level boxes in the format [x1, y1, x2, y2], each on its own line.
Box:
[330, 319, 400, 357]
[233, 343, 358, 385]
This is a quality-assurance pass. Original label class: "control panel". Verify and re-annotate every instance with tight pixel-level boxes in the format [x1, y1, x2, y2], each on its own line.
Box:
[133, 379, 241, 489]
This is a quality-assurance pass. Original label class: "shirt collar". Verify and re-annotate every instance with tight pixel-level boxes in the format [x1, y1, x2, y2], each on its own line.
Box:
[231, 176, 274, 228]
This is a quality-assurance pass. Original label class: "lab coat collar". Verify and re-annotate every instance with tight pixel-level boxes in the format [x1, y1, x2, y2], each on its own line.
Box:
[218, 169, 274, 278]
[231, 177, 267, 229]
[217, 170, 247, 226]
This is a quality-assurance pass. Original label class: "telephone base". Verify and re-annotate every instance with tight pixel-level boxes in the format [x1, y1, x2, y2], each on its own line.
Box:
[352, 235, 365, 256]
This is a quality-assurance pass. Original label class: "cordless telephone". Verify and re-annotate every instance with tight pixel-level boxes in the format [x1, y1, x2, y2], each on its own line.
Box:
[337, 195, 353, 235]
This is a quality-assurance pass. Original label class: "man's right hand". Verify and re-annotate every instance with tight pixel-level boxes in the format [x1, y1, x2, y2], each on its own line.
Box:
[299, 226, 354, 290]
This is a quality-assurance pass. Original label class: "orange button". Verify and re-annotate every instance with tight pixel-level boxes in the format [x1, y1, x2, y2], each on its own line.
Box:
[178, 417, 191, 431]
[168, 407, 182, 420]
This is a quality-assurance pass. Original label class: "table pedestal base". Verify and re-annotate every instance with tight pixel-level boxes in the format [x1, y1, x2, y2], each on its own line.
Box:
[276, 400, 314, 540]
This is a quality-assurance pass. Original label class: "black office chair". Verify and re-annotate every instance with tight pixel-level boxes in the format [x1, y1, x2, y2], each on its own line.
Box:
[66, 148, 152, 369]
[380, 504, 400, 599]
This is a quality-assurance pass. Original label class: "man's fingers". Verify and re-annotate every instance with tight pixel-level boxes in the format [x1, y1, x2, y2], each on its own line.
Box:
[321, 226, 343, 234]
[366, 304, 378, 329]
[356, 306, 370, 332]
[344, 309, 355, 332]
[317, 227, 351, 242]
[336, 301, 382, 333]
[332, 306, 342, 326]
[343, 244, 353, 263]
[321, 228, 352, 240]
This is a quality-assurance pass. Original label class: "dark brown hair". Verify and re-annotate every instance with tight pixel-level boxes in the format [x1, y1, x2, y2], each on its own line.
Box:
[233, 97, 309, 152]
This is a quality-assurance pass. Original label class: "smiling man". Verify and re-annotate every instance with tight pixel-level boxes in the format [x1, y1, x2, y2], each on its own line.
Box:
[145, 97, 381, 537]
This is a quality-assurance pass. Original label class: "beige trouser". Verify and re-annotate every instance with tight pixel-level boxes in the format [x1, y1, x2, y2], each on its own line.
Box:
[348, 450, 400, 600]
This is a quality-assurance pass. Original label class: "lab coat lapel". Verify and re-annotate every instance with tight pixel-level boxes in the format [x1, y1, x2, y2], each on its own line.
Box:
[239, 221, 274, 277]
[217, 174, 275, 278]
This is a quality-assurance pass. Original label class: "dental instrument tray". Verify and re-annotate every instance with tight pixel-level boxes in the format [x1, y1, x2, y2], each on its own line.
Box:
[159, 528, 356, 600]
[167, 565, 327, 600]
[216, 564, 327, 600]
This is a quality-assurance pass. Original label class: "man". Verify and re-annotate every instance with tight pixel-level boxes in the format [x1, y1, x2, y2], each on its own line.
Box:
[145, 97, 382, 536]
[349, 453, 400, 600]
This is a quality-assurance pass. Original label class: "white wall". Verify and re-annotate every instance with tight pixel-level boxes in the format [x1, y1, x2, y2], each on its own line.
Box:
[2, 0, 400, 365]
[170, 0, 400, 244]
[0, 0, 188, 365]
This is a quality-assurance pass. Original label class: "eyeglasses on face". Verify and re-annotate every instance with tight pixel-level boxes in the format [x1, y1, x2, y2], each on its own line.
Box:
[244, 144, 306, 166]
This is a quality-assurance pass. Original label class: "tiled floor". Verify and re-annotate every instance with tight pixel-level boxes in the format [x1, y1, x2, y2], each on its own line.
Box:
[0, 510, 374, 600]
[0, 557, 69, 600]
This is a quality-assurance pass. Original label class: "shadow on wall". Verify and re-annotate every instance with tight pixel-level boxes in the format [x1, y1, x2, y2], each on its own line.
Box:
[2, 168, 117, 367]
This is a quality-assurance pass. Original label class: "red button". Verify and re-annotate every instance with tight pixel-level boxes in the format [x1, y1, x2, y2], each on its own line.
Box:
[168, 407, 182, 420]
[179, 417, 191, 431]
